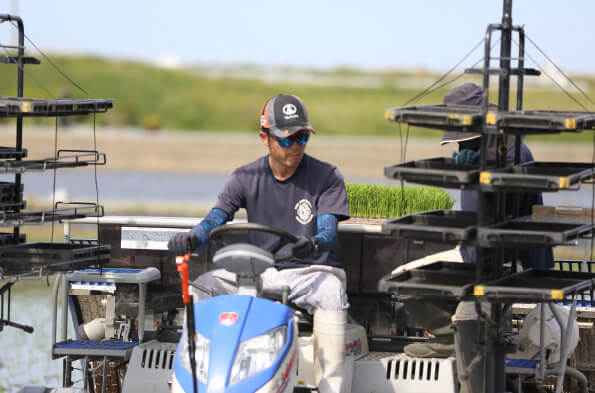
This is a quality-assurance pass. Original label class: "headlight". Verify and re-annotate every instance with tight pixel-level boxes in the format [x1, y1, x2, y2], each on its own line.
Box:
[229, 325, 288, 385]
[179, 328, 210, 384]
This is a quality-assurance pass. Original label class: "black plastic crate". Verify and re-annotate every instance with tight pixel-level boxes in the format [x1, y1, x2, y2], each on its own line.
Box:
[474, 269, 595, 302]
[379, 261, 498, 298]
[477, 216, 593, 247]
[480, 162, 595, 192]
[382, 210, 479, 243]
[385, 157, 480, 189]
[385, 104, 483, 132]
[0, 242, 111, 276]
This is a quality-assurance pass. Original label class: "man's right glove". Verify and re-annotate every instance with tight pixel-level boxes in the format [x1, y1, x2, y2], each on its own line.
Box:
[292, 236, 317, 259]
[452, 149, 479, 165]
[167, 232, 199, 256]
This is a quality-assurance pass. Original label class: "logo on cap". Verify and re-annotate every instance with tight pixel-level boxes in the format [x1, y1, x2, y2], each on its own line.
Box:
[282, 104, 299, 120]
[219, 312, 238, 326]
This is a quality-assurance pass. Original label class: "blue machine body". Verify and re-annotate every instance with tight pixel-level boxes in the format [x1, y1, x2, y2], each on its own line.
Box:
[174, 295, 295, 393]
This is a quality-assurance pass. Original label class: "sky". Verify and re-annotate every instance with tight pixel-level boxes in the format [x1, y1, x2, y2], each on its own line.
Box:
[1, 0, 594, 74]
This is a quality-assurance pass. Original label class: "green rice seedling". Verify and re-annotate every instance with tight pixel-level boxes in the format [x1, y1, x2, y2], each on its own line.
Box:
[346, 182, 455, 218]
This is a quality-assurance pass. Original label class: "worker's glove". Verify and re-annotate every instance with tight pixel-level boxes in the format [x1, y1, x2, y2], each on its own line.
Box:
[292, 236, 317, 259]
[452, 149, 479, 165]
[167, 232, 199, 256]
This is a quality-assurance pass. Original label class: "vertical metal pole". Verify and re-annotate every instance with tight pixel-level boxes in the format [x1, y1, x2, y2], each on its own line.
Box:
[14, 15, 24, 242]
[138, 282, 146, 343]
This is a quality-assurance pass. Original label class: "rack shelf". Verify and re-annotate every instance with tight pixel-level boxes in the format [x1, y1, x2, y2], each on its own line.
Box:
[480, 161, 595, 192]
[0, 97, 113, 117]
[382, 210, 480, 243]
[384, 157, 480, 189]
[0, 150, 106, 174]
[378, 261, 500, 298]
[386, 104, 595, 135]
[477, 216, 593, 248]
[0, 242, 111, 277]
[385, 104, 483, 132]
[474, 269, 595, 303]
[0, 203, 103, 227]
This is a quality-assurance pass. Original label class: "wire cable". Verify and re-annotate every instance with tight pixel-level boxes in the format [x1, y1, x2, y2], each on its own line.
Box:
[401, 37, 485, 106]
[525, 34, 595, 108]
[10, 21, 92, 98]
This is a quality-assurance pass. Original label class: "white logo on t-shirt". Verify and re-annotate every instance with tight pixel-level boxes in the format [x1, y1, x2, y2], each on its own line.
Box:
[295, 199, 313, 225]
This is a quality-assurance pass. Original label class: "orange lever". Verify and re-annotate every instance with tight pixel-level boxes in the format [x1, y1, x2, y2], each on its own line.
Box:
[176, 252, 191, 304]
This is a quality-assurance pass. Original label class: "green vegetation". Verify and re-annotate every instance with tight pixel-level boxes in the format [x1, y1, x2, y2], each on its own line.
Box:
[0, 55, 593, 141]
[346, 182, 455, 218]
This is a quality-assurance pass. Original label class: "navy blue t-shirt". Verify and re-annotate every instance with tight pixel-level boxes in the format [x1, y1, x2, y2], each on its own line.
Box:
[460, 143, 554, 270]
[214, 154, 350, 268]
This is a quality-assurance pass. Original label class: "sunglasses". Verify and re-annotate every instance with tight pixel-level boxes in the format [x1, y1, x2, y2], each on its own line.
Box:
[270, 131, 310, 148]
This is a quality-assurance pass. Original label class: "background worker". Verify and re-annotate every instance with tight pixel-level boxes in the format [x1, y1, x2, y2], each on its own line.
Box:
[168, 93, 351, 393]
[443, 82, 554, 270]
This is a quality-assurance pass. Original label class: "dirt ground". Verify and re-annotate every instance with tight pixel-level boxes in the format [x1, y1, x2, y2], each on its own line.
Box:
[2, 125, 593, 180]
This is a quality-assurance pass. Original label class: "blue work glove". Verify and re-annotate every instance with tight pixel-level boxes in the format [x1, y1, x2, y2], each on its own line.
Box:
[167, 232, 199, 256]
[292, 236, 316, 259]
[452, 149, 479, 165]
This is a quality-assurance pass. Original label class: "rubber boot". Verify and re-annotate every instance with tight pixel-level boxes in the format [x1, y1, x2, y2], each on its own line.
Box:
[313, 309, 350, 393]
[453, 311, 486, 393]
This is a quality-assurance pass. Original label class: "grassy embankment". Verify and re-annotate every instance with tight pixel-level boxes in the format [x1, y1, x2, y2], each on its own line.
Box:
[0, 55, 593, 143]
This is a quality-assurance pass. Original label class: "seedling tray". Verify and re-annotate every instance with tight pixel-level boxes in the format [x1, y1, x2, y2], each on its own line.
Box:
[378, 261, 498, 298]
[480, 162, 595, 192]
[491, 110, 595, 134]
[382, 210, 478, 243]
[0, 182, 24, 211]
[0, 97, 113, 117]
[477, 216, 593, 248]
[0, 147, 26, 159]
[384, 157, 479, 189]
[0, 150, 105, 173]
[0, 203, 103, 226]
[474, 269, 595, 302]
[0, 232, 25, 246]
[0, 242, 111, 276]
[385, 104, 483, 132]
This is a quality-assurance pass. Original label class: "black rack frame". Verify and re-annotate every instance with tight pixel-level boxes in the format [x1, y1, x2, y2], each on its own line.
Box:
[382, 2, 595, 392]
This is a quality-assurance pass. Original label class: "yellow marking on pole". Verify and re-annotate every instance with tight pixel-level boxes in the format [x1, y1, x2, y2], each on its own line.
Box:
[480, 172, 492, 184]
[565, 118, 576, 129]
[559, 177, 570, 189]
[486, 113, 496, 125]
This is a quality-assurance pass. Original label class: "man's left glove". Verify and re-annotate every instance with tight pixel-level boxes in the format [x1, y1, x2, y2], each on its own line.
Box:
[167, 232, 198, 256]
[292, 236, 317, 259]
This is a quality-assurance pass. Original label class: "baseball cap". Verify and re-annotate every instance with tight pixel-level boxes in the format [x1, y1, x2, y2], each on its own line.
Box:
[260, 94, 315, 138]
[440, 83, 483, 145]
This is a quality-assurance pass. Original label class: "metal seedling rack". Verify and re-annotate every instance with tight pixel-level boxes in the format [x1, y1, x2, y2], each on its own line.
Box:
[0, 14, 113, 282]
[382, 2, 595, 392]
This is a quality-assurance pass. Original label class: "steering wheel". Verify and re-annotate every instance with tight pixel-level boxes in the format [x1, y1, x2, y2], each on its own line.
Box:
[208, 223, 298, 262]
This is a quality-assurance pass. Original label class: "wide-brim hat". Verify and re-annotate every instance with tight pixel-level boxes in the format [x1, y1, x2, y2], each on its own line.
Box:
[260, 94, 316, 138]
[440, 83, 482, 145]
